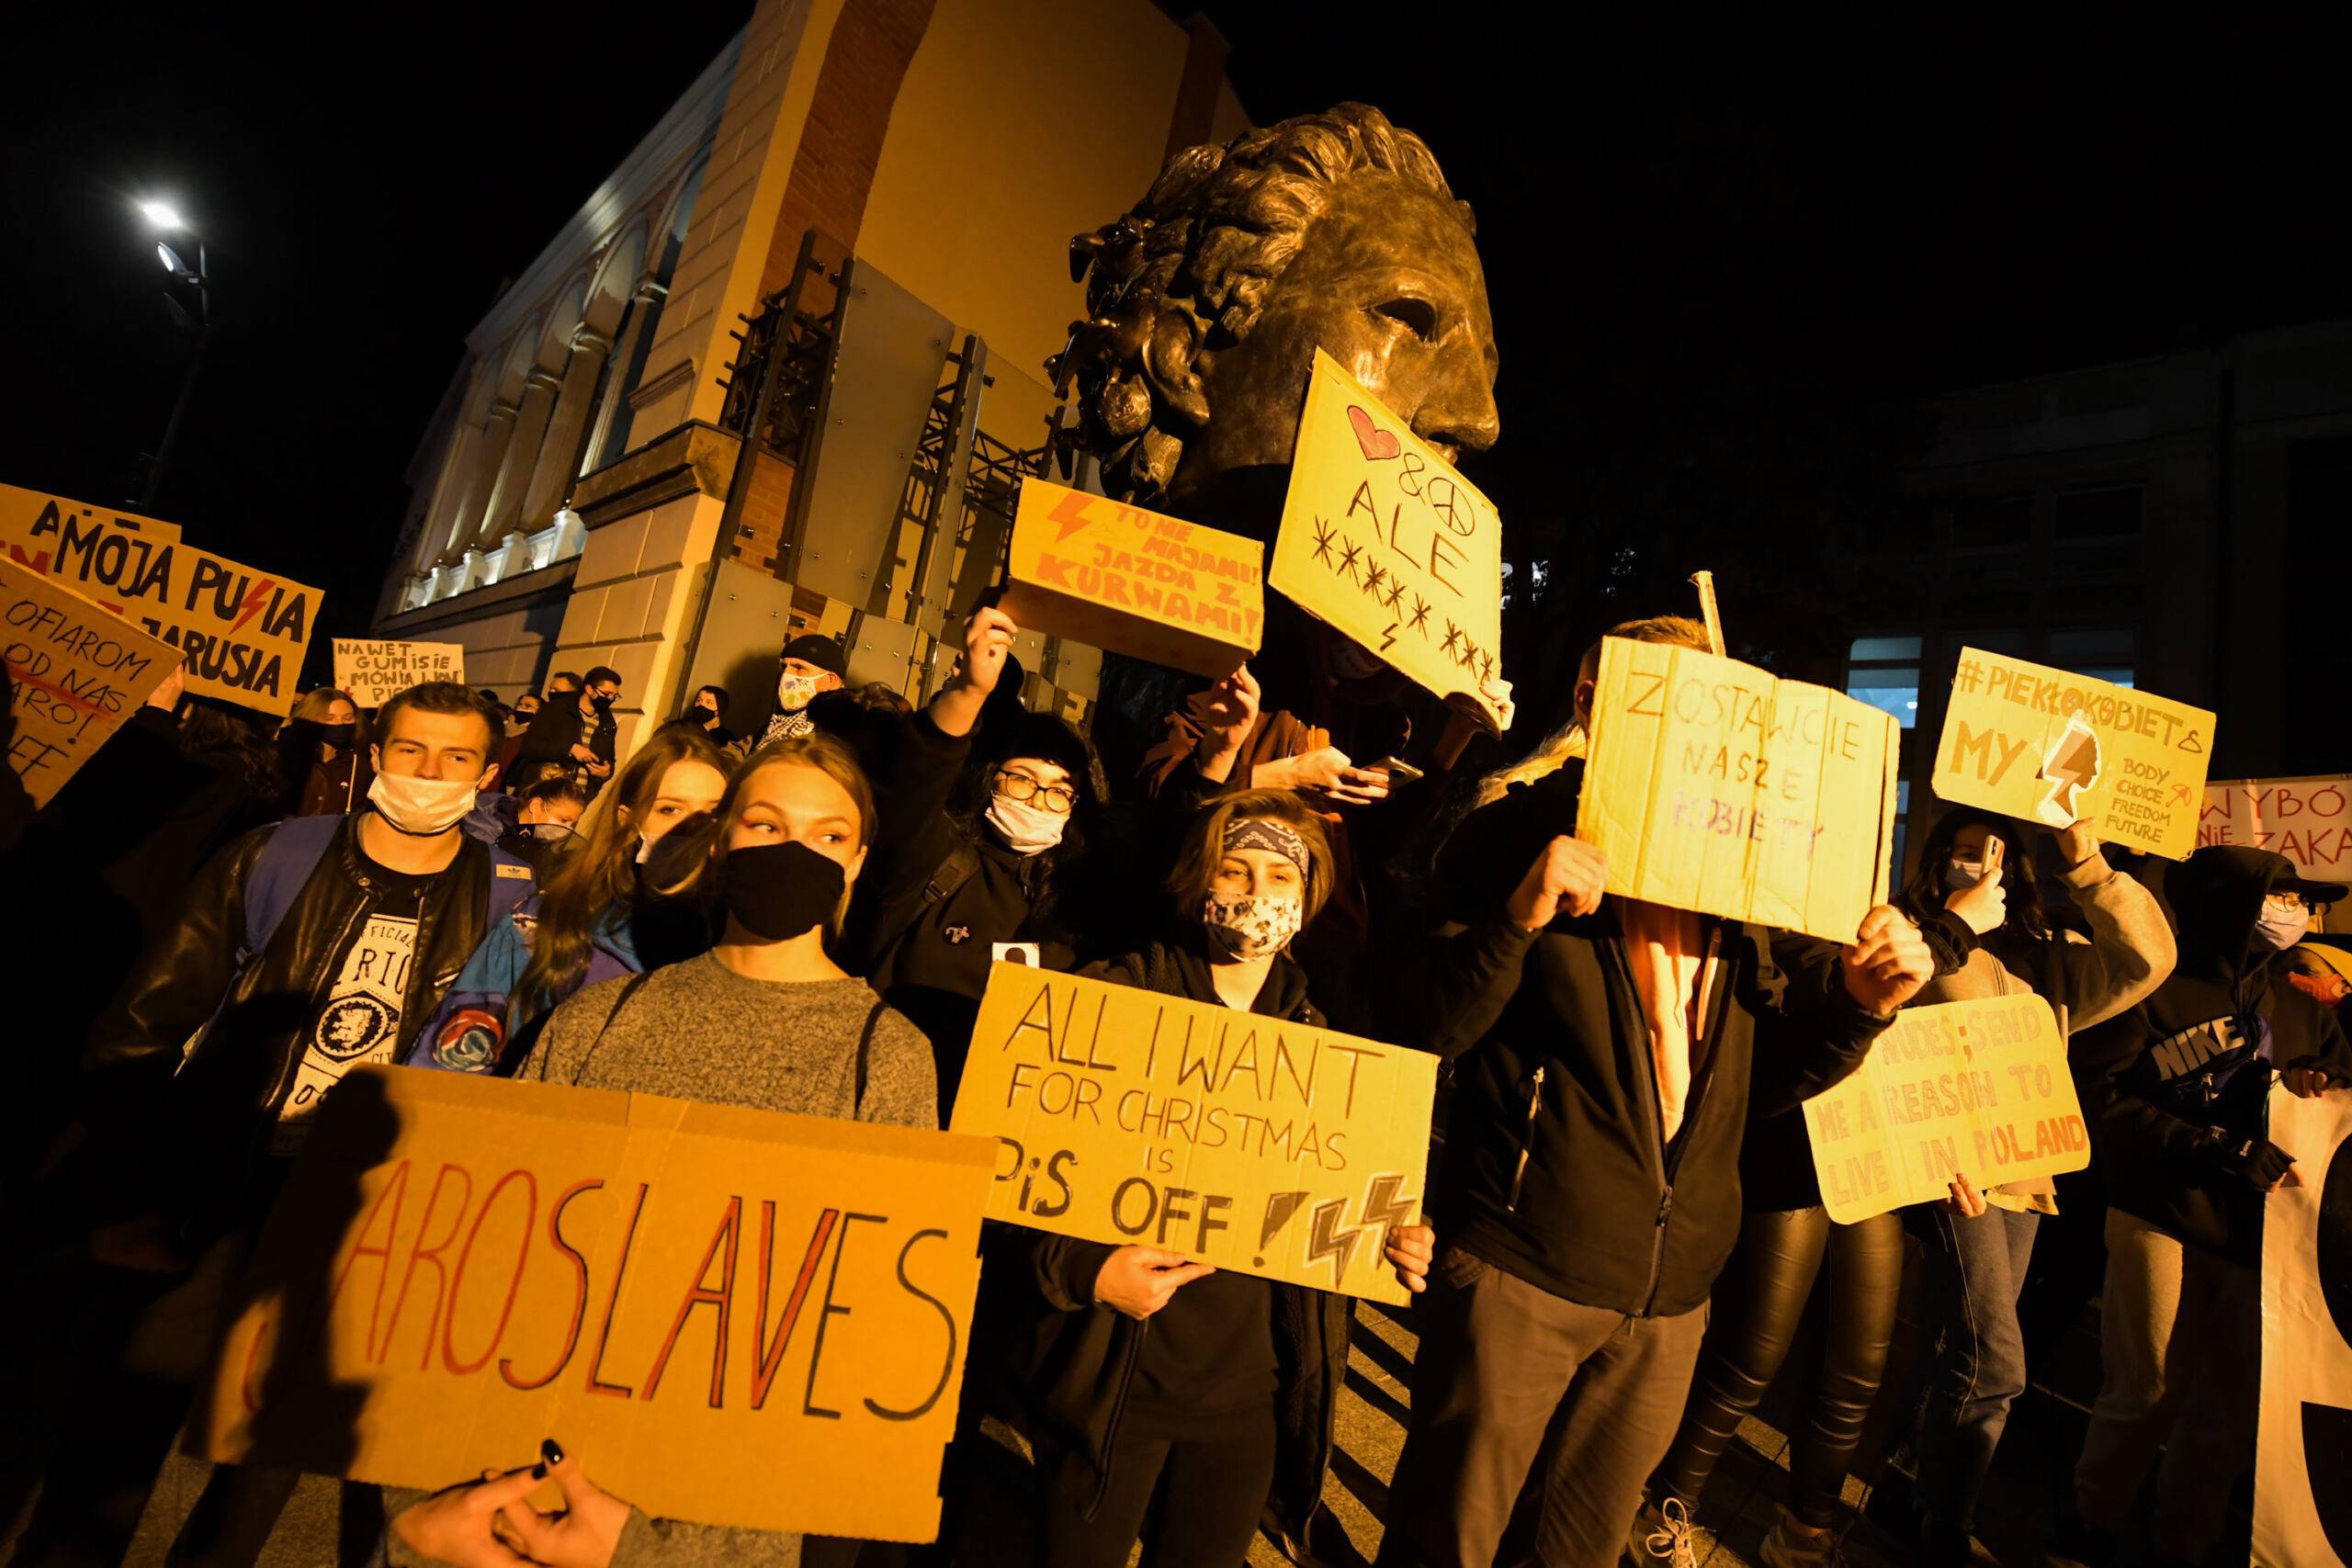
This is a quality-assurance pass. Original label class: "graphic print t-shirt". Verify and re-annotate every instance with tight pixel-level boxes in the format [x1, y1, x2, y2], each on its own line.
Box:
[270, 849, 433, 1154]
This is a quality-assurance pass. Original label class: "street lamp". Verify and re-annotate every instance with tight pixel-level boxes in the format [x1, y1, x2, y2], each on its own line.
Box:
[136, 197, 210, 510]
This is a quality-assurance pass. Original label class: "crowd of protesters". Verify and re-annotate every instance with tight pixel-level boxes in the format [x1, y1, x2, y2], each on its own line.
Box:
[0, 597, 2344, 1568]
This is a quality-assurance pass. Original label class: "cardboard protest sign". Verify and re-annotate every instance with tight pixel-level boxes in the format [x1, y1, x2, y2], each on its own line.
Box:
[1931, 649, 2213, 860]
[2202, 775, 2352, 886]
[0, 484, 315, 715]
[1575, 637, 1900, 944]
[1801, 994, 2089, 1224]
[2253, 1087, 2352, 1567]
[1271, 349, 1505, 725]
[951, 964, 1438, 1305]
[0, 480, 181, 554]
[333, 638, 466, 707]
[999, 478, 1261, 677]
[199, 1066, 997, 1542]
[3, 557, 178, 809]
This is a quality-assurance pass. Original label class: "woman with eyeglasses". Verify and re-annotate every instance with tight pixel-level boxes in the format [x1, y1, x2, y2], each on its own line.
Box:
[404, 726, 729, 1076]
[846, 604, 1116, 1118]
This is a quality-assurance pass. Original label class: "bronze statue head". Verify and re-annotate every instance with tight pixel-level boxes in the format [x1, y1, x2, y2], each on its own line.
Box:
[1054, 102, 1499, 511]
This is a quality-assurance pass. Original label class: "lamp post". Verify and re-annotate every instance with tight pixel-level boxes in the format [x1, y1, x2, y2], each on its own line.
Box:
[138, 200, 209, 510]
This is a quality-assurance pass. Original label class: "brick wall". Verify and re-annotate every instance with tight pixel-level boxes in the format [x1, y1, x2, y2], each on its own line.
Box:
[732, 449, 798, 573]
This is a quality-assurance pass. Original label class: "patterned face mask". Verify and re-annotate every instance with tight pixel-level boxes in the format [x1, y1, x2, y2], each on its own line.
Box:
[1202, 889, 1304, 962]
[776, 671, 823, 713]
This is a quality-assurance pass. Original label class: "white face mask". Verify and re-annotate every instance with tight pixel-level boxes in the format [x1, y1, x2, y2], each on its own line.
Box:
[368, 770, 480, 836]
[776, 671, 823, 713]
[986, 795, 1068, 855]
[2253, 898, 2310, 952]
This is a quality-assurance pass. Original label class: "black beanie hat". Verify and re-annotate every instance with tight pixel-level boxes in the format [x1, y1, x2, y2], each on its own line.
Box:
[780, 634, 847, 679]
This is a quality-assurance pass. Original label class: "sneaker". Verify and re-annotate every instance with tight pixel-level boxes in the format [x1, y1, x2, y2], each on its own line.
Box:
[1628, 1496, 1697, 1568]
[1758, 1509, 1842, 1568]
[2037, 1513, 2119, 1568]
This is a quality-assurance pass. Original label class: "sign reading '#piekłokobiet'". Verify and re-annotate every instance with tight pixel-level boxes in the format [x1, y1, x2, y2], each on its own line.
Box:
[1931, 649, 2214, 861]
[1576, 637, 1900, 945]
[1271, 349, 1506, 728]
[1802, 994, 2089, 1224]
[999, 479, 1262, 677]
[3, 557, 178, 809]
[0, 483, 316, 714]
[199, 1066, 997, 1542]
[952, 964, 1438, 1306]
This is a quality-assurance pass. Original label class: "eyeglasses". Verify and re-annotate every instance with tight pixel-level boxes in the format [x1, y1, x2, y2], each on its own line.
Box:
[994, 770, 1077, 816]
[2267, 891, 2307, 911]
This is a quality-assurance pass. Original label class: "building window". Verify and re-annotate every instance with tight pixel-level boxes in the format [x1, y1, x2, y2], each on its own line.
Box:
[1955, 495, 2033, 548]
[1846, 634, 1922, 728]
[2054, 485, 2143, 539]
[1893, 778, 1911, 884]
[2048, 626, 2135, 687]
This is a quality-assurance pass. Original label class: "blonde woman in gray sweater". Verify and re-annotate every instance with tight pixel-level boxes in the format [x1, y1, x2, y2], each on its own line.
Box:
[1882, 807, 2175, 1568]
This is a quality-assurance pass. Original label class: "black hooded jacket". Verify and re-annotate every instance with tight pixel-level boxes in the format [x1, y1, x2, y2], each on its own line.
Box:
[2076, 845, 2351, 1265]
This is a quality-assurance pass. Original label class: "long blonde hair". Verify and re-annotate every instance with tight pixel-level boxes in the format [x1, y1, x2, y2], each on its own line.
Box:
[1470, 614, 1711, 807]
[688, 732, 879, 943]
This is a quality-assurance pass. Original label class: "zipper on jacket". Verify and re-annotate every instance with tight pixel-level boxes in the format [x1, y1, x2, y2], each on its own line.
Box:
[1506, 1066, 1545, 1212]
[1086, 1315, 1148, 1523]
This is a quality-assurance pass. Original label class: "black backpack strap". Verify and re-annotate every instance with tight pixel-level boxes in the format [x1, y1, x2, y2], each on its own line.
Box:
[854, 998, 889, 1112]
[922, 842, 981, 906]
[545, 969, 657, 1083]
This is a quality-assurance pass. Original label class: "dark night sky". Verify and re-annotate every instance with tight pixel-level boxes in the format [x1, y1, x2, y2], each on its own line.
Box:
[5, 6, 2344, 675]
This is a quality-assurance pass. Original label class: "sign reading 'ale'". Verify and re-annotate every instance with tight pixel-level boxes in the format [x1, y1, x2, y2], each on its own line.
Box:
[199, 1067, 997, 1541]
[2, 557, 178, 809]
[1272, 349, 1506, 728]
[1577, 637, 1901, 944]
[1802, 994, 2090, 1224]
[999, 478, 1263, 677]
[952, 965, 1438, 1305]
[0, 483, 316, 714]
[1931, 649, 2214, 860]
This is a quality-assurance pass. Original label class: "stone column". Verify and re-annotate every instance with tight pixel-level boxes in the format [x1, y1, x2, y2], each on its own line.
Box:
[439, 400, 517, 565]
[518, 326, 616, 530]
[477, 367, 563, 548]
[581, 276, 665, 472]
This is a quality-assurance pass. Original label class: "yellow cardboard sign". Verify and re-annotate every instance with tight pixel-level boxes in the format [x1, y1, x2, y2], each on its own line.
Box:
[0, 483, 316, 714]
[198, 1066, 997, 1542]
[1576, 637, 1899, 944]
[2200, 775, 2351, 886]
[999, 478, 1262, 677]
[1931, 649, 2213, 860]
[1803, 994, 2089, 1223]
[0, 480, 181, 551]
[3, 557, 178, 809]
[951, 964, 1438, 1305]
[333, 638, 467, 707]
[1271, 349, 1505, 725]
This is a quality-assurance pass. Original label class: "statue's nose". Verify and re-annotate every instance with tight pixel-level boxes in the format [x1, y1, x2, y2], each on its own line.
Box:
[1414, 351, 1500, 457]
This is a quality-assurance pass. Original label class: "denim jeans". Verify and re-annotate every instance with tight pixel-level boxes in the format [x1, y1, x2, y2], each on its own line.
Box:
[1911, 1205, 2040, 1531]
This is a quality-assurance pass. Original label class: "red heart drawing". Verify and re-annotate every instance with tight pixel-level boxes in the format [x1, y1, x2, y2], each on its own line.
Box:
[1348, 404, 1401, 461]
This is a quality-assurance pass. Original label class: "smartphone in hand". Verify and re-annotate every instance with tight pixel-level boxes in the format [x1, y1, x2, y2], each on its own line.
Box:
[1369, 756, 1425, 785]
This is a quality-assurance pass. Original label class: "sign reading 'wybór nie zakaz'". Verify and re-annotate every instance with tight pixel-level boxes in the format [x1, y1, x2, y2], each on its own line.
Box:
[0, 483, 316, 714]
[1576, 637, 1900, 944]
[1802, 993, 2089, 1224]
[999, 479, 1262, 677]
[1271, 349, 1506, 728]
[1930, 649, 2213, 860]
[2200, 775, 2351, 886]
[952, 964, 1438, 1305]
[198, 1066, 997, 1542]
[334, 639, 467, 707]
[3, 557, 178, 809]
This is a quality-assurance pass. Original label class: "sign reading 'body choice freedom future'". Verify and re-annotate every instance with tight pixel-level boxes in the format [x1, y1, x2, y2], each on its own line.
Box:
[0, 484, 317, 714]
[200, 1066, 998, 1542]
[999, 479, 1263, 677]
[1801, 994, 2090, 1224]
[1576, 637, 1901, 945]
[1272, 349, 1506, 727]
[333, 639, 467, 707]
[2201, 775, 2352, 886]
[1931, 649, 2214, 861]
[952, 964, 1438, 1306]
[3, 557, 178, 809]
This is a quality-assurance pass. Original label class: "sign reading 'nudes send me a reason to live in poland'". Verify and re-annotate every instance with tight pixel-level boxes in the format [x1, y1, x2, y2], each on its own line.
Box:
[1932, 649, 2214, 861]
[2252, 1088, 2352, 1568]
[200, 1066, 998, 1542]
[0, 483, 316, 715]
[1272, 348, 1506, 728]
[4, 557, 177, 810]
[1803, 993, 2090, 1224]
[1576, 637, 1900, 945]
[999, 478, 1262, 678]
[333, 639, 466, 708]
[952, 964, 1438, 1306]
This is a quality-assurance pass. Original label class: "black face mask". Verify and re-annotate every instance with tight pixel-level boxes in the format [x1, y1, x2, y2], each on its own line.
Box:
[720, 840, 848, 942]
[689, 704, 718, 724]
[590, 694, 615, 714]
[319, 722, 356, 749]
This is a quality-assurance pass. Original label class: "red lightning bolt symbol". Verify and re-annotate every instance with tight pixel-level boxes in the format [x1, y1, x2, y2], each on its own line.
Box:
[229, 577, 277, 636]
[1048, 491, 1097, 546]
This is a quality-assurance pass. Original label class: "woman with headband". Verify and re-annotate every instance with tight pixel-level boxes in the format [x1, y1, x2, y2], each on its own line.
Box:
[1014, 666, 1435, 1568]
